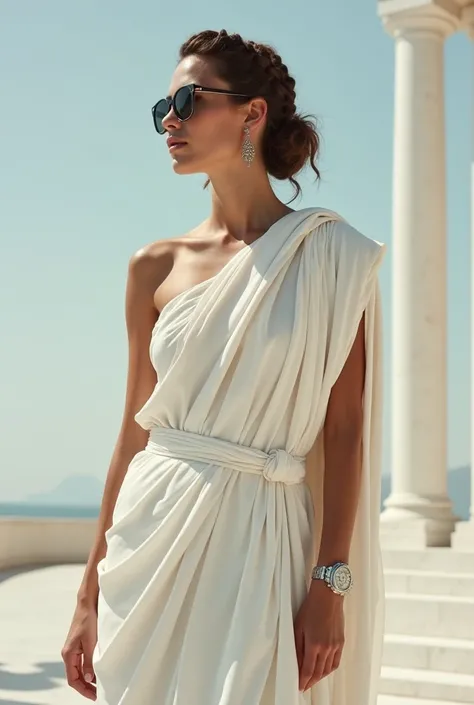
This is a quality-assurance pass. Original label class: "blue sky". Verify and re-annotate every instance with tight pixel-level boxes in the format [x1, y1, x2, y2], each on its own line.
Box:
[0, 1, 471, 500]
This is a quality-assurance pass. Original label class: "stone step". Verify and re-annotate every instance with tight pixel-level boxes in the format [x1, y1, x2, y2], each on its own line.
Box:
[384, 569, 474, 597]
[383, 549, 474, 574]
[380, 665, 474, 703]
[378, 697, 466, 705]
[385, 593, 474, 640]
[383, 634, 474, 675]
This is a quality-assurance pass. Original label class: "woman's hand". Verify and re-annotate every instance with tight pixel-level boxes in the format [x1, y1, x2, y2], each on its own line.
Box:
[293, 580, 345, 693]
[61, 597, 98, 700]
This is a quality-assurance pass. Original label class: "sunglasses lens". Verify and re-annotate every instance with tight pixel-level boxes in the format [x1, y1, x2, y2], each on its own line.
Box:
[174, 85, 194, 120]
[153, 99, 170, 134]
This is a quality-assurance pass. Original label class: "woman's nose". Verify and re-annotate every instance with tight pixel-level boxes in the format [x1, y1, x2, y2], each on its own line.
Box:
[161, 106, 179, 132]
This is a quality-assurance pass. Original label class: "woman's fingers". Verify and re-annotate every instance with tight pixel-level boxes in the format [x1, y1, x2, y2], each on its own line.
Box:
[298, 640, 317, 693]
[82, 638, 97, 685]
[301, 646, 325, 692]
[300, 644, 344, 692]
[62, 642, 97, 701]
[294, 627, 305, 673]
[331, 646, 343, 673]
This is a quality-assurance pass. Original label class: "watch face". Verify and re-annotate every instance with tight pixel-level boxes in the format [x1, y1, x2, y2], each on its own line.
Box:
[333, 565, 352, 592]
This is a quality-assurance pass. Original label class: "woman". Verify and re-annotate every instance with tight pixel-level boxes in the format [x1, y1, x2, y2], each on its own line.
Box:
[62, 29, 386, 705]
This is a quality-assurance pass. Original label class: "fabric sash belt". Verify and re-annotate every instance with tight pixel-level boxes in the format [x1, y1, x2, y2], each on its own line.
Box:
[146, 425, 306, 486]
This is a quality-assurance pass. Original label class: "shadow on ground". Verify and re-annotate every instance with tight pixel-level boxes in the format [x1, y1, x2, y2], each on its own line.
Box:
[0, 564, 64, 585]
[0, 660, 65, 692]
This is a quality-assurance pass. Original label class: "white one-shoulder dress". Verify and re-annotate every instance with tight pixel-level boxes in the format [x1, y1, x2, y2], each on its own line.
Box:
[92, 208, 386, 705]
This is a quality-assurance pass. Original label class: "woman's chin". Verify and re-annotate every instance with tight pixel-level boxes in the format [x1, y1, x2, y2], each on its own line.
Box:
[170, 157, 200, 176]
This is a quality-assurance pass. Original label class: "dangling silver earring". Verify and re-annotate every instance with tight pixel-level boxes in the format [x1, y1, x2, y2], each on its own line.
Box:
[241, 126, 255, 166]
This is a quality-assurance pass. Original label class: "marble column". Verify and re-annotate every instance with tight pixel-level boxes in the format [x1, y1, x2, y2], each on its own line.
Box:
[453, 3, 474, 551]
[378, 1, 459, 547]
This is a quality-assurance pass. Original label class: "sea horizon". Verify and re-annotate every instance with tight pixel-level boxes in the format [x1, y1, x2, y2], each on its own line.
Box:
[0, 501, 100, 519]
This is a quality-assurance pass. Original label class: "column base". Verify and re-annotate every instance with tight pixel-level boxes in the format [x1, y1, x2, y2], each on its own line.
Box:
[380, 493, 457, 548]
[451, 519, 474, 551]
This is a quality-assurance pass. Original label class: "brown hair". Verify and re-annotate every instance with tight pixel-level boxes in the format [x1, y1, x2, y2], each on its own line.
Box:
[179, 30, 321, 201]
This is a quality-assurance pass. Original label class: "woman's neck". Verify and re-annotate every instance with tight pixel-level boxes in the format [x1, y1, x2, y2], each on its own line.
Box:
[207, 165, 293, 244]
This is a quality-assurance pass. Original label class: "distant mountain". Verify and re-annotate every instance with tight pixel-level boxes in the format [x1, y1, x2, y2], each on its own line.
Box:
[26, 474, 104, 506]
[25, 465, 471, 516]
[381, 465, 470, 520]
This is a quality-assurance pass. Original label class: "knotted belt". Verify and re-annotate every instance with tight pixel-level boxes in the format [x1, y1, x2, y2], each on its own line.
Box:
[146, 426, 306, 486]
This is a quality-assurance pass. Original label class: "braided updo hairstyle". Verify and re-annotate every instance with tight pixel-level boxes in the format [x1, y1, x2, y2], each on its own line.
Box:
[179, 30, 321, 201]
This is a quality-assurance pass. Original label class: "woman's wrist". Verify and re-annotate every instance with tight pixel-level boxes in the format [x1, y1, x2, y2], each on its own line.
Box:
[77, 585, 99, 608]
[316, 544, 350, 566]
[308, 576, 344, 604]
[77, 565, 100, 606]
[77, 535, 108, 606]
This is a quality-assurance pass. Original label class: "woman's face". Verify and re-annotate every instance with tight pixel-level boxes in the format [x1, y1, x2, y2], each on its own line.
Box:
[160, 56, 249, 176]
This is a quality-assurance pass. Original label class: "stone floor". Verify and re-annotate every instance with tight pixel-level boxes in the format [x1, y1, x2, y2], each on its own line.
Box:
[0, 564, 85, 705]
[0, 564, 454, 705]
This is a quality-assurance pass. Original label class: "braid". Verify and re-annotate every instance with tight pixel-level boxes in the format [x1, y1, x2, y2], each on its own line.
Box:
[245, 41, 297, 123]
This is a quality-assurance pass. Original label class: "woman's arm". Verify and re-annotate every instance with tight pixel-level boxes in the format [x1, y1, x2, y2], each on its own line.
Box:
[294, 313, 366, 693]
[62, 242, 174, 699]
[76, 245, 167, 608]
[313, 312, 366, 572]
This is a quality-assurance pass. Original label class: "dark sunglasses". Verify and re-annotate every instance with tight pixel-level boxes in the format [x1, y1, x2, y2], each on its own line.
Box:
[151, 83, 253, 135]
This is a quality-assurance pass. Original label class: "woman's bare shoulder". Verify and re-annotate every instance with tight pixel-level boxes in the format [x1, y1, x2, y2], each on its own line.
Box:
[129, 225, 206, 275]
[129, 237, 176, 274]
[127, 222, 210, 299]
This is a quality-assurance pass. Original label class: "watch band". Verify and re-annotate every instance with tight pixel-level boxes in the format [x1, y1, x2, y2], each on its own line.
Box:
[311, 565, 328, 582]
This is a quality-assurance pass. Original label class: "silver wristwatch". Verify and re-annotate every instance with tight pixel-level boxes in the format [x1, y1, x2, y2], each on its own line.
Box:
[311, 561, 353, 596]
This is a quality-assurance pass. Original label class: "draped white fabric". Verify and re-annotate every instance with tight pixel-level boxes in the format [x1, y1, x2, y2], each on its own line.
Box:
[92, 208, 386, 705]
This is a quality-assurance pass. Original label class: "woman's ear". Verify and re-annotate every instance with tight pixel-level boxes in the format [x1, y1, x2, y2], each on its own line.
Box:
[243, 97, 267, 134]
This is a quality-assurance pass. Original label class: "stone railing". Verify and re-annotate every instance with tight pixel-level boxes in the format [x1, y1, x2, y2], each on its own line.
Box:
[0, 517, 98, 570]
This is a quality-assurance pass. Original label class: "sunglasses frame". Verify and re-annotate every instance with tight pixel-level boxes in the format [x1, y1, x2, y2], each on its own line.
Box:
[151, 83, 254, 135]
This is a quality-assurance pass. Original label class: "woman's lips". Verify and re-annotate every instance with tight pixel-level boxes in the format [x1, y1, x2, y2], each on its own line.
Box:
[168, 143, 187, 152]
[167, 137, 187, 150]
